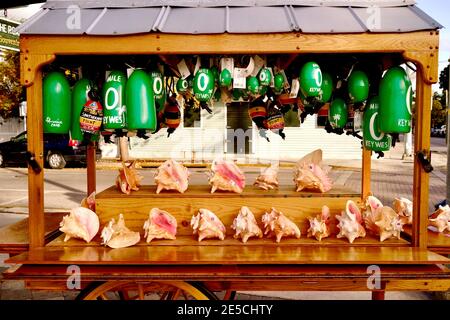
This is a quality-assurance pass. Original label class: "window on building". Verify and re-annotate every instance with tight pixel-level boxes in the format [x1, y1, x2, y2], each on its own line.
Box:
[183, 105, 201, 128]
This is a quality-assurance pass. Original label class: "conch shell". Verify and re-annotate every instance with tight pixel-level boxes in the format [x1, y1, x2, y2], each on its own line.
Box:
[254, 163, 279, 190]
[336, 200, 366, 243]
[262, 208, 301, 243]
[115, 161, 143, 195]
[294, 149, 332, 193]
[307, 205, 331, 241]
[208, 159, 246, 194]
[365, 207, 405, 242]
[231, 206, 263, 243]
[101, 214, 140, 248]
[143, 208, 177, 242]
[429, 205, 450, 233]
[80, 191, 96, 211]
[393, 198, 413, 225]
[154, 159, 190, 194]
[191, 209, 226, 241]
[59, 207, 100, 243]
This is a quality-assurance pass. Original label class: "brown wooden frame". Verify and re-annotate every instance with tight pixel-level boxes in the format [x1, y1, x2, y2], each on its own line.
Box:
[19, 30, 439, 251]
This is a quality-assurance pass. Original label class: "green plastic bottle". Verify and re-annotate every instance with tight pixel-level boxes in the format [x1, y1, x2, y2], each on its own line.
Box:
[258, 68, 272, 87]
[379, 66, 412, 133]
[329, 98, 348, 129]
[43, 71, 71, 134]
[219, 69, 232, 87]
[126, 70, 156, 131]
[246, 76, 260, 95]
[193, 68, 215, 102]
[71, 78, 90, 140]
[103, 70, 127, 130]
[299, 62, 322, 98]
[348, 70, 369, 103]
[150, 70, 165, 112]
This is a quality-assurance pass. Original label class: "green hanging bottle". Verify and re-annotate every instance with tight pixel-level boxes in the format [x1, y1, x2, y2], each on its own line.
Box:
[348, 70, 369, 103]
[363, 96, 392, 151]
[43, 71, 71, 134]
[103, 70, 127, 130]
[329, 98, 348, 129]
[126, 70, 156, 131]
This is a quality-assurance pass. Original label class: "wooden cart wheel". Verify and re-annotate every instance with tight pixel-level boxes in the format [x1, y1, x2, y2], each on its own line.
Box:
[76, 281, 218, 300]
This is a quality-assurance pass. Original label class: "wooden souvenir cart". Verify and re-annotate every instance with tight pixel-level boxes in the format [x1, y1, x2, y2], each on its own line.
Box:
[2, 1, 450, 300]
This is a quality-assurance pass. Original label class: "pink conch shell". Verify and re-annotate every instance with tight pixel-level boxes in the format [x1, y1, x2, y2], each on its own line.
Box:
[59, 207, 100, 243]
[143, 208, 178, 242]
[208, 159, 246, 194]
[154, 160, 190, 194]
[191, 209, 226, 241]
[254, 163, 279, 190]
[262, 208, 301, 243]
[429, 205, 450, 233]
[115, 161, 143, 195]
[294, 149, 332, 193]
[100, 214, 140, 248]
[393, 198, 413, 225]
[231, 206, 263, 243]
[363, 195, 384, 232]
[307, 205, 331, 241]
[336, 200, 366, 243]
[365, 206, 405, 242]
[80, 192, 96, 212]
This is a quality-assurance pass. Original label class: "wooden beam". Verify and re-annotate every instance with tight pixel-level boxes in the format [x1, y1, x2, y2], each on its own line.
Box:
[412, 67, 432, 248]
[87, 142, 96, 198]
[361, 147, 372, 200]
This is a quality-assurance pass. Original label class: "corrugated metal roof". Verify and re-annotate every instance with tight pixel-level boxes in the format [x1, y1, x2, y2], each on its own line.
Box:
[16, 0, 442, 35]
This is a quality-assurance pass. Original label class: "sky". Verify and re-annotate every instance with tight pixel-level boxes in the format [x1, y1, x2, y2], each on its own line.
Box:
[2, 1, 450, 88]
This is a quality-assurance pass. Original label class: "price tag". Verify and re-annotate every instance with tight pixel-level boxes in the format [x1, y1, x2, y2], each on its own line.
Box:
[268, 67, 275, 87]
[177, 59, 191, 79]
[289, 78, 300, 98]
[250, 55, 265, 77]
[220, 57, 234, 73]
[233, 68, 247, 89]
[126, 67, 135, 78]
[354, 111, 362, 131]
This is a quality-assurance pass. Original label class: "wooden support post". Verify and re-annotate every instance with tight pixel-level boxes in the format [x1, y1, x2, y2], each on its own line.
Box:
[361, 147, 372, 200]
[412, 69, 432, 248]
[87, 142, 96, 197]
[371, 290, 386, 300]
[27, 66, 44, 249]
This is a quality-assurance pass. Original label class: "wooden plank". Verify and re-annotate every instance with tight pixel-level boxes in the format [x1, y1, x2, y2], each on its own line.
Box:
[96, 184, 360, 199]
[26, 63, 44, 249]
[20, 31, 438, 57]
[412, 69, 432, 248]
[0, 212, 66, 254]
[403, 226, 450, 255]
[6, 246, 449, 265]
[361, 147, 372, 200]
[96, 190, 359, 235]
[47, 233, 410, 248]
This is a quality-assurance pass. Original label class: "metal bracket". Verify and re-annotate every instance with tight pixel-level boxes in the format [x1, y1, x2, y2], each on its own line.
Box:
[26, 151, 42, 174]
[417, 150, 434, 173]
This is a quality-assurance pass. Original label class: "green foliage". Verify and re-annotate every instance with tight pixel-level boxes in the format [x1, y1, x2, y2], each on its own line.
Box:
[0, 51, 23, 118]
[439, 65, 449, 92]
[431, 92, 447, 127]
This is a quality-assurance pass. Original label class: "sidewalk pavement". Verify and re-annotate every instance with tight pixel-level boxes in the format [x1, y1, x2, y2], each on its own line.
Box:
[0, 139, 448, 300]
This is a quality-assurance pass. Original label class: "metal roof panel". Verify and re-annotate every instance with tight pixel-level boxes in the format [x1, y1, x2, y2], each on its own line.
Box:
[292, 6, 367, 33]
[158, 7, 226, 34]
[228, 6, 293, 33]
[86, 7, 162, 34]
[18, 8, 103, 34]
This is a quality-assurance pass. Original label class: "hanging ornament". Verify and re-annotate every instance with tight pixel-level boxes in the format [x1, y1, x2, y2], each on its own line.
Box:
[193, 68, 215, 114]
[348, 70, 369, 104]
[328, 98, 348, 129]
[211, 66, 220, 84]
[266, 101, 286, 140]
[219, 69, 232, 87]
[248, 96, 269, 142]
[150, 70, 166, 112]
[363, 96, 392, 152]
[246, 76, 260, 95]
[176, 78, 189, 94]
[299, 62, 322, 98]
[163, 96, 181, 137]
[319, 72, 334, 104]
[379, 66, 412, 133]
[43, 71, 71, 134]
[258, 68, 272, 87]
[273, 73, 285, 94]
[102, 70, 127, 136]
[79, 87, 104, 142]
[71, 78, 90, 141]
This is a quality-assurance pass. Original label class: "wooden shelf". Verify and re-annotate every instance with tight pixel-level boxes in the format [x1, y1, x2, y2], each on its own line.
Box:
[403, 226, 450, 255]
[97, 185, 361, 199]
[7, 245, 448, 266]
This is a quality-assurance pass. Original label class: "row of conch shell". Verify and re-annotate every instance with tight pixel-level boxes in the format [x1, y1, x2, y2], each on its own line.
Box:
[191, 209, 227, 241]
[115, 161, 143, 195]
[143, 208, 178, 242]
[100, 214, 141, 249]
[59, 207, 100, 243]
[364, 196, 405, 242]
[307, 206, 331, 241]
[254, 163, 279, 190]
[429, 205, 450, 233]
[208, 159, 246, 194]
[294, 149, 332, 193]
[231, 206, 263, 243]
[393, 197, 413, 225]
[154, 159, 190, 194]
[336, 200, 366, 244]
[262, 208, 301, 243]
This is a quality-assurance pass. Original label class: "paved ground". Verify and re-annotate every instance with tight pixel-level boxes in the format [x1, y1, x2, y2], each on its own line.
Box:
[0, 137, 448, 300]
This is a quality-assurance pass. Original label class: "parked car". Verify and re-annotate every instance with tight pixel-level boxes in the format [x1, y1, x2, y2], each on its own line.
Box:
[437, 125, 447, 137]
[0, 131, 101, 169]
